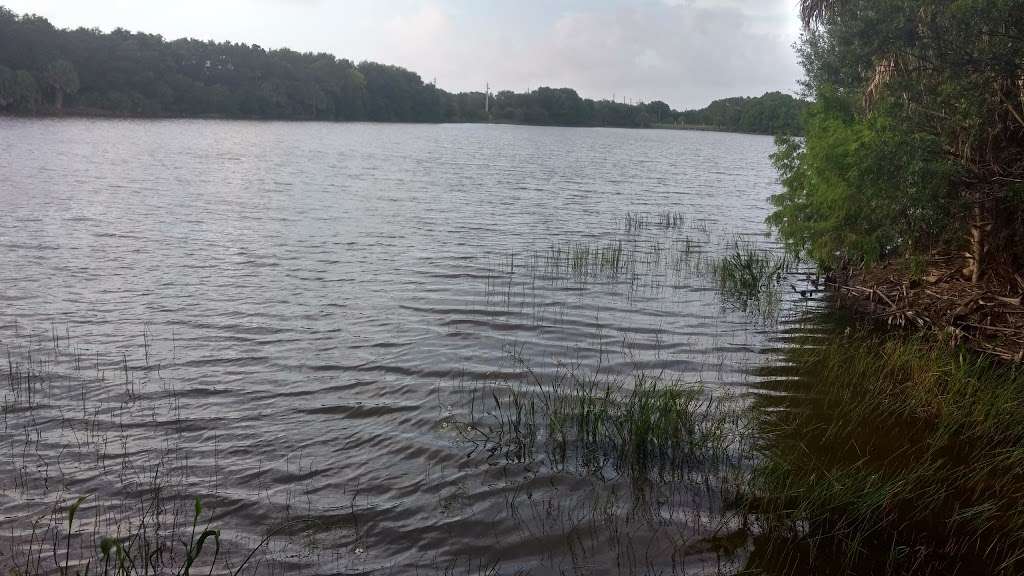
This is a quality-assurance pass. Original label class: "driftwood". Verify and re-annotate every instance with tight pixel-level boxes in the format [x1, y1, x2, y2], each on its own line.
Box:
[829, 256, 1024, 362]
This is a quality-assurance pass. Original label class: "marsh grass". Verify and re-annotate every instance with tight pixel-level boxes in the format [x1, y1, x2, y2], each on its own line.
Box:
[455, 351, 750, 487]
[746, 328, 1024, 575]
[0, 328, 319, 576]
[545, 240, 626, 280]
[494, 213, 800, 324]
[443, 346, 761, 576]
[711, 243, 794, 322]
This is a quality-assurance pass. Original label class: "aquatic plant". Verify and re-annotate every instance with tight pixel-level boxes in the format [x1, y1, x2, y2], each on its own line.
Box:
[745, 328, 1024, 575]
[0, 331, 314, 576]
[456, 351, 749, 486]
[544, 240, 628, 280]
[711, 243, 793, 322]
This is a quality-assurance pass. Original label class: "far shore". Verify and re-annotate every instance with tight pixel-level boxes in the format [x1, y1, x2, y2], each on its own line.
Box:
[0, 109, 791, 137]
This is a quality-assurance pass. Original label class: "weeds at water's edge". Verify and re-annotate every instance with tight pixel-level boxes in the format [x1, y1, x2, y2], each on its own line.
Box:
[11, 494, 239, 576]
[453, 349, 752, 491]
[0, 332, 327, 576]
[744, 329, 1024, 575]
[711, 243, 794, 323]
[454, 320, 1024, 574]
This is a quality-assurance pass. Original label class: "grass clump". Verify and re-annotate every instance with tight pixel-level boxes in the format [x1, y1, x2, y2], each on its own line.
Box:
[711, 244, 793, 322]
[546, 241, 626, 280]
[11, 494, 238, 576]
[458, 355, 747, 484]
[745, 330, 1024, 575]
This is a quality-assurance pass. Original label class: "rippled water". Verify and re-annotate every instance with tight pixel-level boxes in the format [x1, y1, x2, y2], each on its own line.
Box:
[0, 119, 810, 574]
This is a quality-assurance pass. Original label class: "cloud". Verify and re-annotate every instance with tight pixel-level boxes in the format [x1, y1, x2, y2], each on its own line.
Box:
[379, 4, 459, 82]
[377, 1, 802, 109]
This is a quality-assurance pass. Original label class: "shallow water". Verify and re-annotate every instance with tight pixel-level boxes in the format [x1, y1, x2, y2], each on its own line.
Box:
[0, 119, 812, 574]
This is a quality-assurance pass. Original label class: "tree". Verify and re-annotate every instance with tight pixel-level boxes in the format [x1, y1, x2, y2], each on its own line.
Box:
[44, 59, 78, 110]
[799, 0, 839, 28]
[647, 100, 672, 124]
[12, 70, 40, 112]
[0, 6, 799, 135]
[769, 92, 956, 265]
[770, 0, 1024, 279]
[677, 93, 807, 135]
[0, 65, 14, 108]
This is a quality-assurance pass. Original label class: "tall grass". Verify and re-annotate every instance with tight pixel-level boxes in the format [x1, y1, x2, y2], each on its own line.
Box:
[711, 243, 793, 322]
[745, 328, 1024, 575]
[0, 329, 308, 576]
[547, 240, 626, 279]
[456, 352, 750, 486]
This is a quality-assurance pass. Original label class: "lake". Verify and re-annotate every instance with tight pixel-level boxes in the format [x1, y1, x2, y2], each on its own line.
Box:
[0, 119, 812, 574]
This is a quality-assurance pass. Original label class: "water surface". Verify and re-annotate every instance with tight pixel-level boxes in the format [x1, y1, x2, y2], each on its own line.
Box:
[0, 119, 804, 574]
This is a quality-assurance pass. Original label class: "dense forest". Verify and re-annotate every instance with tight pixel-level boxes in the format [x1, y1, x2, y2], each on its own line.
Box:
[675, 92, 807, 135]
[770, 0, 1024, 278]
[0, 7, 805, 135]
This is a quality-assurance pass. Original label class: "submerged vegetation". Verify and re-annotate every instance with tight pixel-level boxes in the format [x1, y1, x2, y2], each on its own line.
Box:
[482, 211, 800, 325]
[14, 494, 231, 576]
[449, 310, 1024, 574]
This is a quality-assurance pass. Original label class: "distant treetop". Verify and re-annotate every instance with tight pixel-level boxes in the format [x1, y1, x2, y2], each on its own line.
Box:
[0, 6, 805, 134]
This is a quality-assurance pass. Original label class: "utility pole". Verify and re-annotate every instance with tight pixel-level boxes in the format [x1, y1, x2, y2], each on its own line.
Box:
[485, 82, 490, 115]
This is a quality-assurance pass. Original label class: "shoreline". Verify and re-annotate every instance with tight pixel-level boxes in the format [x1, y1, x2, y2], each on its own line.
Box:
[827, 254, 1024, 362]
[0, 109, 790, 137]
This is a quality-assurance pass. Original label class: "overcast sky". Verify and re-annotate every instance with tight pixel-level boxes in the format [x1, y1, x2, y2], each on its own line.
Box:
[5, 0, 804, 110]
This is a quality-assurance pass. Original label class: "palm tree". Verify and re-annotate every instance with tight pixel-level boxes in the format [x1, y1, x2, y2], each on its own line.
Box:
[44, 60, 79, 111]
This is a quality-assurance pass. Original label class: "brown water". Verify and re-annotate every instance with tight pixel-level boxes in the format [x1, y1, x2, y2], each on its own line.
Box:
[0, 118, 813, 574]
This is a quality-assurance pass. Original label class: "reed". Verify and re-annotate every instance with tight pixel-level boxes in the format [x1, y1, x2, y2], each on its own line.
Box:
[456, 351, 749, 485]
[745, 329, 1024, 575]
[711, 243, 793, 322]
[0, 330, 305, 576]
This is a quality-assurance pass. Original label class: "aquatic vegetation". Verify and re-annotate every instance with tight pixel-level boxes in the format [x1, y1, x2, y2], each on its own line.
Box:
[745, 328, 1024, 575]
[490, 212, 800, 318]
[0, 334, 319, 576]
[624, 211, 651, 232]
[456, 352, 750, 485]
[551, 240, 626, 279]
[711, 243, 794, 322]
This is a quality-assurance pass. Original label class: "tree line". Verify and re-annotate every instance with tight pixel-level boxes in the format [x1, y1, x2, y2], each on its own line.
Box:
[770, 0, 1024, 280]
[0, 7, 804, 135]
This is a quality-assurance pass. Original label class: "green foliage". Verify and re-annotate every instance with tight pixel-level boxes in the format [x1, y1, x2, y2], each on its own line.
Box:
[771, 0, 1024, 270]
[747, 329, 1024, 574]
[676, 91, 809, 135]
[0, 6, 798, 133]
[12, 69, 40, 112]
[768, 93, 956, 266]
[712, 243, 793, 319]
[44, 59, 78, 108]
[18, 494, 235, 573]
[458, 358, 742, 482]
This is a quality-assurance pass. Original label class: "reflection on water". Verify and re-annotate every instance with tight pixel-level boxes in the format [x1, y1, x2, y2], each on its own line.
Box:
[0, 119, 818, 574]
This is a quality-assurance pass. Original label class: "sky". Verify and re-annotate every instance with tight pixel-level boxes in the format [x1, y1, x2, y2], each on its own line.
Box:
[5, 0, 804, 110]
